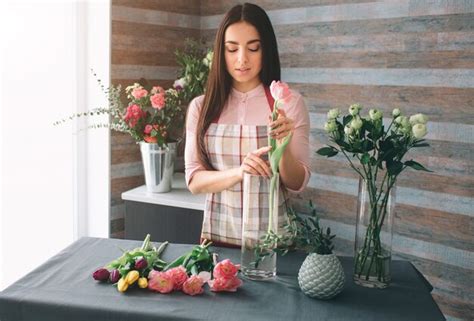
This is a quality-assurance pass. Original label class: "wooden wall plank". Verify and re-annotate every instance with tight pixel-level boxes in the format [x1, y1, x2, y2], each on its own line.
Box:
[113, 0, 200, 15]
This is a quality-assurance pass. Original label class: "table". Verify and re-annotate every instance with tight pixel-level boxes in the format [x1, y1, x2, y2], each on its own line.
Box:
[0, 237, 445, 321]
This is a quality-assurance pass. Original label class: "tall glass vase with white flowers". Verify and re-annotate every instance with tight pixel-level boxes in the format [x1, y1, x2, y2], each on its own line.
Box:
[317, 105, 432, 288]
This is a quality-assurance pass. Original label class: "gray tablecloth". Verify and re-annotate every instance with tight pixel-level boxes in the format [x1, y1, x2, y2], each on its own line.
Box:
[0, 237, 445, 321]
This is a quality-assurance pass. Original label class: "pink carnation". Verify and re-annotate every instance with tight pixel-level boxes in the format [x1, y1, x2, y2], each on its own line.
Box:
[123, 104, 145, 128]
[213, 259, 240, 280]
[208, 276, 242, 292]
[150, 93, 166, 110]
[182, 275, 204, 296]
[270, 80, 292, 104]
[131, 87, 148, 99]
[165, 266, 189, 290]
[148, 271, 174, 293]
[144, 124, 153, 135]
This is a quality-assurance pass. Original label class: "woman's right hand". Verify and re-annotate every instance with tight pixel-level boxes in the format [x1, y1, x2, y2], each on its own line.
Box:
[239, 146, 272, 179]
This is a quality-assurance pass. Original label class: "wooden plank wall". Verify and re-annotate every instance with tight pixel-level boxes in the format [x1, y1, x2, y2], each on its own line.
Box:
[110, 0, 200, 238]
[112, 1, 473, 319]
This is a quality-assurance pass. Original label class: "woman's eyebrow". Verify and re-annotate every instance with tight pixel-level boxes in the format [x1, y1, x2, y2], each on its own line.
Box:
[224, 39, 261, 45]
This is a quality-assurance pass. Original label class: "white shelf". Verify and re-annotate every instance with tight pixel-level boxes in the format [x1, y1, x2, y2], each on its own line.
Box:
[121, 173, 206, 211]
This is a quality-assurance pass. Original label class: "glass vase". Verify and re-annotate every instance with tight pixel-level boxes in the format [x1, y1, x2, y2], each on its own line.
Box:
[240, 173, 279, 280]
[354, 175, 396, 289]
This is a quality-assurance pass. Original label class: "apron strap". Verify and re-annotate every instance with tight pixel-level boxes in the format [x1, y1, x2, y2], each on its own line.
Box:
[212, 86, 274, 123]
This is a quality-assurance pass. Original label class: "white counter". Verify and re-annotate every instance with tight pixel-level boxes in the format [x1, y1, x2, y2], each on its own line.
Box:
[121, 173, 206, 211]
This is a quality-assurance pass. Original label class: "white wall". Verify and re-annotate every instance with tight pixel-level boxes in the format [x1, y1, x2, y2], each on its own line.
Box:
[0, 0, 110, 290]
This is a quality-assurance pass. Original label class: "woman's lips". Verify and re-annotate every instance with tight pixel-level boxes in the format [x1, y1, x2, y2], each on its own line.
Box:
[235, 68, 250, 75]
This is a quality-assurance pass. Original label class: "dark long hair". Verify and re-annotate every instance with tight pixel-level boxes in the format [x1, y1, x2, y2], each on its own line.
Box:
[195, 2, 281, 170]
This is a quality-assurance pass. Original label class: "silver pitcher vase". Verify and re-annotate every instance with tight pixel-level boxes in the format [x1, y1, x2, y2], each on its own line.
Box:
[139, 142, 176, 193]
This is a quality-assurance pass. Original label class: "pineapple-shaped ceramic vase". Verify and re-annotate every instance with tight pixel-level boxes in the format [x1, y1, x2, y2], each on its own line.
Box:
[298, 253, 345, 299]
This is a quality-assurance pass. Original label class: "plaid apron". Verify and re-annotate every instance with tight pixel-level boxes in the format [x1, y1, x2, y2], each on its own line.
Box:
[201, 87, 288, 247]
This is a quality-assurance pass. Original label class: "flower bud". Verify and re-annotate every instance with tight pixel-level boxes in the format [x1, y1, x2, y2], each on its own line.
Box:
[109, 269, 120, 283]
[350, 117, 363, 130]
[135, 258, 148, 270]
[369, 109, 383, 121]
[92, 268, 110, 281]
[344, 125, 354, 136]
[412, 123, 427, 138]
[327, 108, 340, 120]
[125, 270, 140, 285]
[138, 277, 148, 289]
[117, 278, 128, 292]
[349, 103, 362, 116]
[324, 120, 337, 133]
[409, 113, 428, 125]
[392, 108, 401, 117]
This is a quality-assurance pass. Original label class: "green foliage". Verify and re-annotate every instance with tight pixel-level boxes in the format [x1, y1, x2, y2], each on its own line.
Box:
[163, 239, 215, 275]
[251, 201, 336, 268]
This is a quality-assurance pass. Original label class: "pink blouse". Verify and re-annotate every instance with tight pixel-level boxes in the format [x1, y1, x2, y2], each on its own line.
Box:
[184, 83, 311, 193]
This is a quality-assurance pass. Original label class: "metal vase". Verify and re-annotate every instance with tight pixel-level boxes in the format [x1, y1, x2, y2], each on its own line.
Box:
[139, 142, 176, 193]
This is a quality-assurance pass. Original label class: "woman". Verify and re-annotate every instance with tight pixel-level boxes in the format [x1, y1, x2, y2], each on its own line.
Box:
[185, 3, 310, 247]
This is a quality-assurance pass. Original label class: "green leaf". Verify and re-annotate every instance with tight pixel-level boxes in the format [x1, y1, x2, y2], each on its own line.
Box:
[387, 160, 404, 176]
[405, 160, 433, 172]
[361, 153, 370, 164]
[316, 146, 338, 157]
[270, 133, 292, 173]
[343, 115, 353, 126]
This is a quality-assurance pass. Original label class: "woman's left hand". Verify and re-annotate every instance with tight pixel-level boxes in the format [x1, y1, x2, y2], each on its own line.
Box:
[269, 109, 294, 141]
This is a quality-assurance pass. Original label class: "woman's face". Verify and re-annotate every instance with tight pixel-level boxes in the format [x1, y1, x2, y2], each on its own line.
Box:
[224, 21, 262, 91]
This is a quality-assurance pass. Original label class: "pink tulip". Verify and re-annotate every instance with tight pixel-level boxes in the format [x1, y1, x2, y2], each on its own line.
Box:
[148, 271, 174, 293]
[270, 80, 292, 104]
[213, 259, 240, 280]
[165, 266, 189, 290]
[208, 276, 242, 292]
[150, 93, 166, 110]
[182, 275, 204, 296]
[131, 88, 148, 99]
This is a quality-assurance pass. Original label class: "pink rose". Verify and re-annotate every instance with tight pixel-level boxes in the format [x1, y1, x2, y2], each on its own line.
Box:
[131, 87, 148, 99]
[270, 80, 292, 104]
[213, 259, 240, 279]
[208, 276, 242, 292]
[147, 271, 174, 293]
[151, 86, 164, 94]
[123, 104, 145, 128]
[150, 93, 166, 110]
[165, 266, 189, 290]
[144, 124, 153, 135]
[182, 275, 204, 296]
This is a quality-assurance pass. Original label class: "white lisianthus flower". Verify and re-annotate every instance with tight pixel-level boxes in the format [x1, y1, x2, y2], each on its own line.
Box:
[324, 120, 337, 133]
[369, 109, 383, 121]
[412, 123, 427, 138]
[349, 103, 362, 116]
[344, 125, 354, 136]
[350, 117, 363, 130]
[203, 51, 214, 67]
[327, 108, 340, 120]
[173, 77, 187, 90]
[409, 113, 428, 125]
[395, 115, 407, 125]
[392, 108, 401, 117]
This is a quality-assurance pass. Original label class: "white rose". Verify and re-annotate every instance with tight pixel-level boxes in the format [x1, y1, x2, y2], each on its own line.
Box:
[324, 120, 337, 133]
[350, 117, 363, 130]
[369, 109, 383, 121]
[392, 108, 401, 117]
[349, 103, 362, 116]
[412, 123, 427, 138]
[327, 108, 340, 120]
[344, 125, 354, 135]
[409, 113, 428, 125]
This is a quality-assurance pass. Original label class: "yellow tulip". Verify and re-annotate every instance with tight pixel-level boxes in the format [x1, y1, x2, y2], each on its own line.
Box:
[125, 270, 140, 285]
[117, 278, 128, 292]
[138, 277, 148, 289]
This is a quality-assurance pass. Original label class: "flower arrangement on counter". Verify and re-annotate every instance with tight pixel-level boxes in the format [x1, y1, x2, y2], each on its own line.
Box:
[92, 235, 242, 295]
[55, 39, 213, 148]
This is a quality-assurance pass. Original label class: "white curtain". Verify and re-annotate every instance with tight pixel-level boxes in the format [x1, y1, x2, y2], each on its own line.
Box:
[0, 0, 110, 290]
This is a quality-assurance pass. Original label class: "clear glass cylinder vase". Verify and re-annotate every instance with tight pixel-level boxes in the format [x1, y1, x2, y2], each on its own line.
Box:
[354, 175, 396, 289]
[241, 173, 279, 281]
